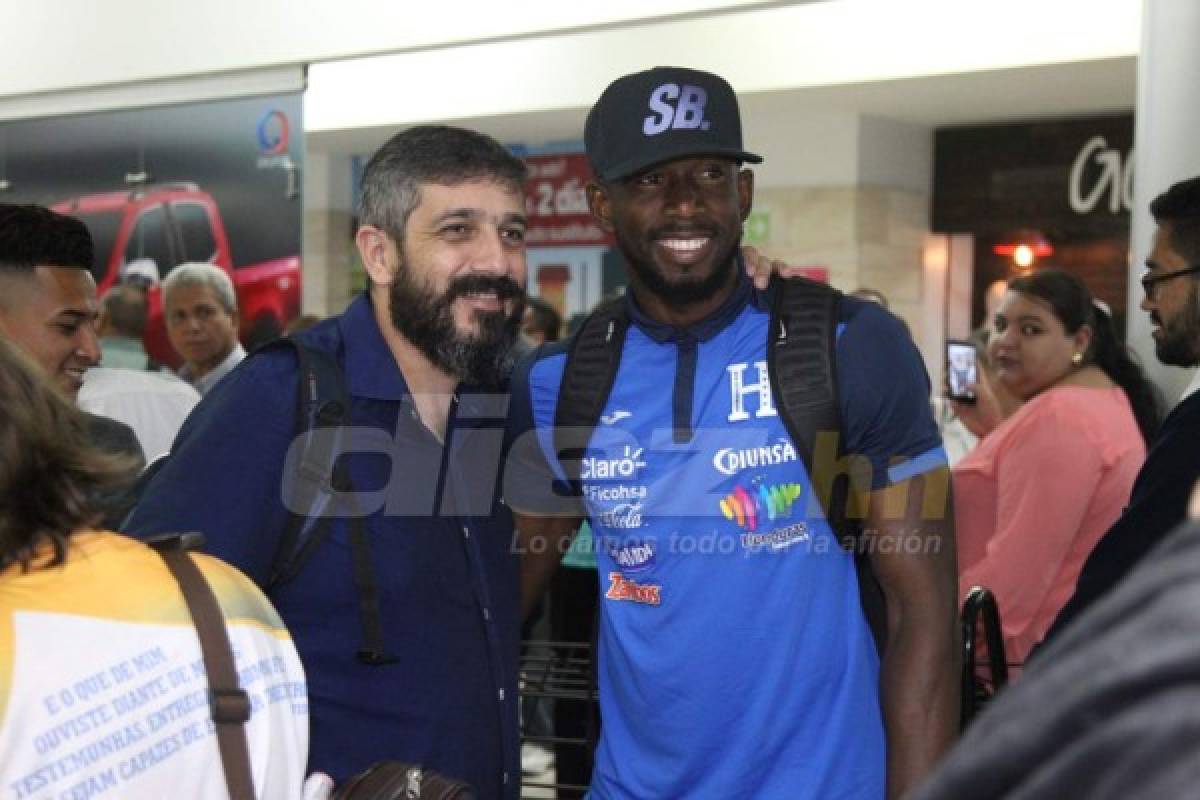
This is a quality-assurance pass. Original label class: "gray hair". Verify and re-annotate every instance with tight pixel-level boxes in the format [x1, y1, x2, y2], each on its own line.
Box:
[162, 262, 237, 313]
[358, 125, 528, 246]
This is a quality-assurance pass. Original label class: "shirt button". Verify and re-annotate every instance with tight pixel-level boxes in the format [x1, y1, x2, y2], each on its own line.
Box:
[482, 608, 491, 622]
[462, 526, 470, 539]
[503, 772, 509, 785]
[498, 689, 505, 701]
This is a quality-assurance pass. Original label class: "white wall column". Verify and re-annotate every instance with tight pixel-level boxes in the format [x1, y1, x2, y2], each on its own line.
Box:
[1128, 0, 1200, 405]
[301, 152, 356, 316]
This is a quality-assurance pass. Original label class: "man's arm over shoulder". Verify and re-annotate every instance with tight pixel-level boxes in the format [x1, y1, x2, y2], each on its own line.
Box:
[503, 346, 584, 619]
[125, 352, 300, 585]
[837, 301, 960, 797]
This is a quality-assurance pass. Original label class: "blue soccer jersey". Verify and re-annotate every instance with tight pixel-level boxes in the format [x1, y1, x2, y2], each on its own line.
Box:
[508, 277, 945, 799]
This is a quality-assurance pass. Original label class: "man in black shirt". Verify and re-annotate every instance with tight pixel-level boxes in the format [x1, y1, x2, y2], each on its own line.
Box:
[1042, 177, 1200, 643]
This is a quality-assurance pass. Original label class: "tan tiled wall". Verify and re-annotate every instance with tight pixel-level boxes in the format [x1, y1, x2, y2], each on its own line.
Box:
[751, 185, 930, 332]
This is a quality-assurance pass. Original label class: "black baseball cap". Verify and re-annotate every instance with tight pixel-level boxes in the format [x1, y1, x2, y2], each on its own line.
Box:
[585, 66, 762, 183]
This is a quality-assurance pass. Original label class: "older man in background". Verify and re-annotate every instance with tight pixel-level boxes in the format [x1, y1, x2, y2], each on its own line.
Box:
[163, 262, 245, 394]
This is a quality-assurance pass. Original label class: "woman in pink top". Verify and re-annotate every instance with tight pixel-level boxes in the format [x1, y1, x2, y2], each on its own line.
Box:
[953, 269, 1160, 664]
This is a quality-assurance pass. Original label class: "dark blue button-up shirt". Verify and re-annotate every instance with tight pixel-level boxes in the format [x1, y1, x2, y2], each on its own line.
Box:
[128, 293, 520, 797]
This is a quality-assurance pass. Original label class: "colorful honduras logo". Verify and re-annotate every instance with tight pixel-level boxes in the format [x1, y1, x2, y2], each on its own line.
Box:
[719, 482, 802, 531]
[257, 110, 290, 156]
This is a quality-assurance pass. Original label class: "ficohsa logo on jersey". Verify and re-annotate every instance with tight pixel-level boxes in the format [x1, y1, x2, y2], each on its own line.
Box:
[712, 439, 798, 476]
[643, 83, 711, 136]
[580, 446, 647, 481]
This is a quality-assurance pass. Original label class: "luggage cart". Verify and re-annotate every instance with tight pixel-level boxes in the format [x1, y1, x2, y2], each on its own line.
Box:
[521, 589, 1007, 797]
[519, 639, 597, 799]
[960, 585, 1010, 728]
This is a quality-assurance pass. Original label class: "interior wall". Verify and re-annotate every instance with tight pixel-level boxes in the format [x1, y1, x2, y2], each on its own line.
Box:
[301, 152, 357, 316]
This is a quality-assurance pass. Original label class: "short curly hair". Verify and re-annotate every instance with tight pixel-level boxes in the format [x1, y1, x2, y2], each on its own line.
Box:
[358, 125, 527, 248]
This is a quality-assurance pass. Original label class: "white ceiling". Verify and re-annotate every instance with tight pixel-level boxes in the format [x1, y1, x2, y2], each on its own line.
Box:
[307, 56, 1136, 158]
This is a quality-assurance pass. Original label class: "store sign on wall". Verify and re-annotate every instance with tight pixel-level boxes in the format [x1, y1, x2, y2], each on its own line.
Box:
[932, 114, 1133, 236]
[1068, 136, 1134, 215]
[524, 154, 614, 247]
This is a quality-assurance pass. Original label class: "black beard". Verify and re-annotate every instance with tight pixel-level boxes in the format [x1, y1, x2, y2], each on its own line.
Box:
[1154, 289, 1200, 368]
[618, 230, 741, 310]
[388, 268, 524, 387]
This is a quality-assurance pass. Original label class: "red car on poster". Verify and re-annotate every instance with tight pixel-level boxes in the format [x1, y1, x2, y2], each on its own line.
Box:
[52, 182, 300, 366]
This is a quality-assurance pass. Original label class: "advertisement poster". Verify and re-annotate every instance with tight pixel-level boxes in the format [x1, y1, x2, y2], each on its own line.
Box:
[515, 151, 619, 327]
[0, 94, 304, 361]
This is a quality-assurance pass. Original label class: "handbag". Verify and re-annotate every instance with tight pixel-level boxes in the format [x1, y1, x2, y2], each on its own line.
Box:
[333, 762, 475, 800]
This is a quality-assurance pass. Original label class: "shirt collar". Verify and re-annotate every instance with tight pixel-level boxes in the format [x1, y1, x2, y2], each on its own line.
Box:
[336, 292, 412, 401]
[624, 259, 754, 344]
[1183, 368, 1200, 402]
[182, 342, 245, 395]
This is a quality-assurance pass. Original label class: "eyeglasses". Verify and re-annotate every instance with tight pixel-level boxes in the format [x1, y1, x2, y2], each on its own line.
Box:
[1141, 264, 1200, 298]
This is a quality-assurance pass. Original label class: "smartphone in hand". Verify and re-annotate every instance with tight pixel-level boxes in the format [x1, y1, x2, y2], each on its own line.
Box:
[946, 340, 978, 404]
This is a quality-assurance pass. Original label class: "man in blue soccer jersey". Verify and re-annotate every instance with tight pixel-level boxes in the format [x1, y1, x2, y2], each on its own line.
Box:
[506, 67, 959, 799]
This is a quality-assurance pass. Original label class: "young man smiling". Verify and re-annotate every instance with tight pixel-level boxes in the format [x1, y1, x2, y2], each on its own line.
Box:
[509, 67, 959, 799]
[0, 204, 144, 526]
[129, 126, 529, 796]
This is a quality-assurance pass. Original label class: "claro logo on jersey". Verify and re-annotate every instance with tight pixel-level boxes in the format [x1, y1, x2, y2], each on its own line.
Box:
[719, 483, 803, 531]
[643, 83, 711, 136]
[606, 572, 662, 605]
[580, 446, 647, 480]
[712, 439, 798, 476]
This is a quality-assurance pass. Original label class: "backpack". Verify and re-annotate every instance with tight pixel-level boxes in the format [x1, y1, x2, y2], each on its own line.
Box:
[126, 336, 396, 665]
[552, 275, 887, 650]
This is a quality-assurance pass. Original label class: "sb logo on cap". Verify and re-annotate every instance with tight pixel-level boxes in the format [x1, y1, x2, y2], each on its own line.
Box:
[643, 83, 711, 136]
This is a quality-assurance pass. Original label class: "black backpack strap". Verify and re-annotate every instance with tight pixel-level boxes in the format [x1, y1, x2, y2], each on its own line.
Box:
[554, 296, 630, 490]
[767, 277, 886, 651]
[260, 337, 397, 666]
[766, 275, 858, 548]
[266, 338, 352, 587]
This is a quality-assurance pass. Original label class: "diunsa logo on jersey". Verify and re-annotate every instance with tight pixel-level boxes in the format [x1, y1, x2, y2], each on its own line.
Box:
[712, 439, 798, 476]
[643, 83, 711, 136]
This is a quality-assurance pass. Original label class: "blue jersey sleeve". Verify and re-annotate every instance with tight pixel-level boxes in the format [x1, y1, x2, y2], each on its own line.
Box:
[502, 343, 583, 518]
[836, 299, 945, 489]
[125, 351, 299, 584]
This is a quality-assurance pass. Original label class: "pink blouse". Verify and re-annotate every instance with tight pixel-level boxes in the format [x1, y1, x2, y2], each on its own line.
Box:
[953, 386, 1145, 664]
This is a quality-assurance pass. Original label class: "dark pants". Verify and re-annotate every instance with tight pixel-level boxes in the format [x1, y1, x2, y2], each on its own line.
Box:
[549, 566, 599, 796]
